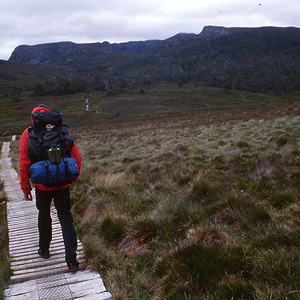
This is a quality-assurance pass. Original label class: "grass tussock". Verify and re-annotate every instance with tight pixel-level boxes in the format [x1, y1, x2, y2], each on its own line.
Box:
[93, 172, 128, 192]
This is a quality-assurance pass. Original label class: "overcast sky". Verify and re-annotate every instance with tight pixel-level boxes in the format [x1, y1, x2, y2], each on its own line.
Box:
[1, 0, 300, 60]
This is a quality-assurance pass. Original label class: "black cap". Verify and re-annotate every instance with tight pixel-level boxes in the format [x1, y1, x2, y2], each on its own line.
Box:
[37, 104, 50, 109]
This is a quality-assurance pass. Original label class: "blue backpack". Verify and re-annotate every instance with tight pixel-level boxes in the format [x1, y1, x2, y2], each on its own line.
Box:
[29, 157, 79, 186]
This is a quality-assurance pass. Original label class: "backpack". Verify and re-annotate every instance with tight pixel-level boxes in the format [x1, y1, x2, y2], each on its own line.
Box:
[27, 109, 78, 186]
[29, 157, 79, 186]
[27, 109, 74, 163]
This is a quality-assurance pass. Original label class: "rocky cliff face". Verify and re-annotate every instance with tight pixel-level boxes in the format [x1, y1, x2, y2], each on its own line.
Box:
[200, 26, 235, 37]
[10, 42, 79, 65]
[9, 39, 166, 65]
[200, 25, 300, 38]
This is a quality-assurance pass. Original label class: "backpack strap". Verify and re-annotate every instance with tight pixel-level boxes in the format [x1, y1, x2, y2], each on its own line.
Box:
[63, 157, 70, 182]
[56, 164, 60, 185]
[44, 160, 51, 184]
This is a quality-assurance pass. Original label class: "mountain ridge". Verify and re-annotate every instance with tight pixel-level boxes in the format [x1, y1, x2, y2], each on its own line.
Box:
[10, 25, 300, 64]
[6, 25, 300, 95]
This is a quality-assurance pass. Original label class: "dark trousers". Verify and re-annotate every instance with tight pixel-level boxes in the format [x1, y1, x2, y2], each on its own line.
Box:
[35, 187, 77, 263]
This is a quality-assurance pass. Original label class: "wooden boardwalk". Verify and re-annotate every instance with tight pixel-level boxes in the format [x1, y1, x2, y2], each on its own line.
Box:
[1, 141, 112, 300]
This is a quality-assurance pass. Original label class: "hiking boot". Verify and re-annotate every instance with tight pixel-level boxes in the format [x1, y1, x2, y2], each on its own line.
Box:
[67, 260, 79, 272]
[38, 248, 50, 259]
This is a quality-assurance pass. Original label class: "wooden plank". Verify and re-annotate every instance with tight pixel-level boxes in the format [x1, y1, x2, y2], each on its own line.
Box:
[7, 204, 37, 209]
[9, 240, 40, 247]
[7, 216, 36, 222]
[1, 142, 113, 299]
[12, 263, 66, 276]
[10, 244, 83, 259]
[4, 280, 37, 297]
[69, 280, 107, 298]
[7, 205, 36, 210]
[9, 244, 64, 256]
[10, 268, 65, 284]
[7, 211, 37, 216]
[8, 226, 61, 237]
[10, 251, 66, 264]
[9, 234, 64, 248]
[64, 269, 102, 283]
[8, 235, 38, 242]
[69, 277, 106, 292]
[9, 240, 39, 248]
[7, 223, 37, 229]
[7, 210, 37, 214]
[11, 267, 67, 282]
[11, 254, 84, 271]
[74, 292, 113, 300]
[7, 228, 39, 235]
[9, 233, 68, 246]
[11, 254, 84, 274]
[9, 234, 74, 247]
[4, 291, 38, 300]
[8, 229, 38, 235]
[12, 258, 67, 271]
[7, 214, 36, 218]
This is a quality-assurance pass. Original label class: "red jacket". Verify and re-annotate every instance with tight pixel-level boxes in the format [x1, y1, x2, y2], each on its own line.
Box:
[19, 106, 81, 194]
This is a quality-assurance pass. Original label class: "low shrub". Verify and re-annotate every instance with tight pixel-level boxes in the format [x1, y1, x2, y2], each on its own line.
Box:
[99, 215, 127, 245]
[251, 248, 300, 299]
[156, 243, 251, 299]
[269, 192, 296, 209]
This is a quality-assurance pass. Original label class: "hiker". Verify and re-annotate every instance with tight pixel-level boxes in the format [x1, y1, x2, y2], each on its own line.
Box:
[19, 104, 81, 272]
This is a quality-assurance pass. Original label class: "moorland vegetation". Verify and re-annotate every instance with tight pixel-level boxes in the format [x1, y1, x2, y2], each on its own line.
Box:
[71, 99, 300, 299]
[1, 84, 300, 299]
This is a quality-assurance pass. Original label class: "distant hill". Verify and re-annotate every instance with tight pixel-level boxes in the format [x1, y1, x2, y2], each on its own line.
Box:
[9, 33, 196, 65]
[0, 59, 75, 100]
[7, 26, 300, 94]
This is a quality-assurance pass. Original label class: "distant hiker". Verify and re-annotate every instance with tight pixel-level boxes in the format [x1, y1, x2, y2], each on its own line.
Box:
[19, 104, 81, 272]
[86, 99, 89, 111]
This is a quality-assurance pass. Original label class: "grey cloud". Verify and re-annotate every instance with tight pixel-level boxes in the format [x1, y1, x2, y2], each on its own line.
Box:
[1, 0, 300, 60]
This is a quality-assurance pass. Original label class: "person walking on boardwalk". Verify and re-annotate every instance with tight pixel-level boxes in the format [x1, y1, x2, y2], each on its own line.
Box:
[19, 104, 81, 272]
